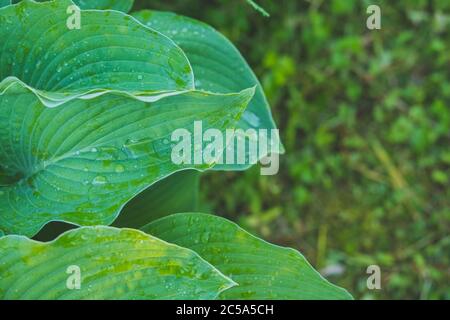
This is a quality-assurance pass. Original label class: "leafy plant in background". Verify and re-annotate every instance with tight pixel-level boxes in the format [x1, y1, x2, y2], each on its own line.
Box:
[0, 0, 352, 299]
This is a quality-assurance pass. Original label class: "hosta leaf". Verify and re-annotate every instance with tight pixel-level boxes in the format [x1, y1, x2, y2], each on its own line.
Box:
[0, 80, 254, 237]
[35, 169, 200, 239]
[0, 226, 235, 299]
[143, 213, 353, 300]
[11, 0, 134, 12]
[114, 170, 199, 229]
[133, 10, 284, 170]
[0, 0, 193, 107]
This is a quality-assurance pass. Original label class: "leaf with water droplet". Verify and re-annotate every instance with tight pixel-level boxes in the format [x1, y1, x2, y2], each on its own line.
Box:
[0, 0, 194, 108]
[143, 213, 353, 300]
[133, 10, 285, 171]
[92, 176, 108, 186]
[0, 226, 235, 299]
[0, 81, 254, 236]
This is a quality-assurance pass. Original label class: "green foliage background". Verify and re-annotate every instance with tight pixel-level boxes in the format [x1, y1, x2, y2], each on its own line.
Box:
[137, 0, 450, 299]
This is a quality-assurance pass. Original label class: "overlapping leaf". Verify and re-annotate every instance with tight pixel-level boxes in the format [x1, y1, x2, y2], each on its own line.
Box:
[133, 10, 284, 171]
[33, 170, 201, 237]
[144, 213, 353, 300]
[0, 0, 284, 235]
[115, 9, 286, 228]
[0, 80, 254, 236]
[0, 0, 352, 302]
[0, 226, 235, 299]
[0, 0, 193, 107]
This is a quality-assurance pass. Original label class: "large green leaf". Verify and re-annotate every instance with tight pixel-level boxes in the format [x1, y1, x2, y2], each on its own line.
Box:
[10, 0, 134, 12]
[114, 170, 200, 229]
[115, 9, 285, 229]
[0, 80, 254, 236]
[0, 226, 235, 299]
[0, 0, 193, 107]
[143, 213, 353, 300]
[133, 10, 284, 171]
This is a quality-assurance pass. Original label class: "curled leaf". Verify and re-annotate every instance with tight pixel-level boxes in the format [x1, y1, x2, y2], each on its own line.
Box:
[0, 0, 194, 107]
[0, 80, 254, 236]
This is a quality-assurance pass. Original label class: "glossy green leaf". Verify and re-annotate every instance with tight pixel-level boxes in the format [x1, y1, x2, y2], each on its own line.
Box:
[11, 0, 134, 12]
[0, 0, 193, 107]
[0, 80, 254, 237]
[133, 10, 284, 170]
[114, 170, 200, 229]
[0, 226, 235, 299]
[35, 169, 200, 239]
[143, 213, 353, 300]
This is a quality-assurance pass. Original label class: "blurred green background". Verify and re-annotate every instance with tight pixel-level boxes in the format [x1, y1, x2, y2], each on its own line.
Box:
[137, 0, 450, 299]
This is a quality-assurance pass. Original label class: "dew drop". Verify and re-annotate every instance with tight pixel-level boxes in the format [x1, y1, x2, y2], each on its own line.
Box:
[92, 176, 108, 186]
[115, 164, 125, 173]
